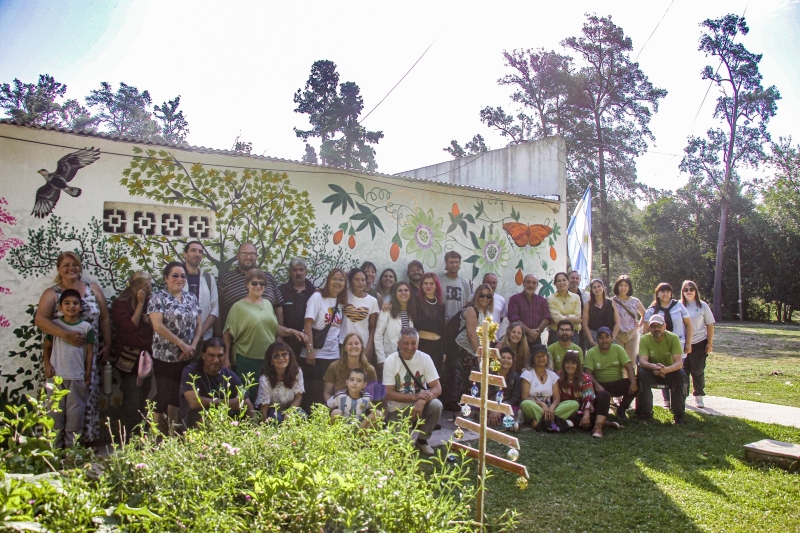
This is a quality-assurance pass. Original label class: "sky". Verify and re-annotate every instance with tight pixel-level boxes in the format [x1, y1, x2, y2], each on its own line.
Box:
[1, 0, 798, 193]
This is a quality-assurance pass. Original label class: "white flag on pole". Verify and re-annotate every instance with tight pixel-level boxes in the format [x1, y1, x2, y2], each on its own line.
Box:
[567, 187, 592, 290]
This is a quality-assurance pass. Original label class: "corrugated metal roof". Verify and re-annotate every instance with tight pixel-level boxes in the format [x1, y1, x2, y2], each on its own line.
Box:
[0, 119, 560, 204]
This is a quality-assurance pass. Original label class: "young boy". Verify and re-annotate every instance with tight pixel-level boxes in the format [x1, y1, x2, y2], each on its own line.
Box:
[43, 288, 95, 448]
[327, 368, 377, 428]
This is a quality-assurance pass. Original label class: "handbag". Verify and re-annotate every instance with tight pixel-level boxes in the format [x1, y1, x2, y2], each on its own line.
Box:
[136, 350, 153, 387]
[311, 305, 339, 349]
[115, 344, 140, 373]
[613, 297, 638, 345]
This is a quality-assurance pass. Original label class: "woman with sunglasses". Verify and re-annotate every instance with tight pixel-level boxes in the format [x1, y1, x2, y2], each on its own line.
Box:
[451, 283, 495, 403]
[255, 341, 304, 422]
[223, 269, 307, 402]
[148, 261, 202, 432]
[680, 280, 715, 408]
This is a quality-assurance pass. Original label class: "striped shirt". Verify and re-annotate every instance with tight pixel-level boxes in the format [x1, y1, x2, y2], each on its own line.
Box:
[326, 390, 372, 420]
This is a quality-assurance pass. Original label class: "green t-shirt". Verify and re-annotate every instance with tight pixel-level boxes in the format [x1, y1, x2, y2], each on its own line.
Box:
[638, 331, 682, 367]
[584, 344, 631, 383]
[548, 342, 583, 372]
[225, 299, 278, 360]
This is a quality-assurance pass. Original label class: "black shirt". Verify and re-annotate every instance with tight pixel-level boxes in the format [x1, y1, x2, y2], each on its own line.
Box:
[178, 362, 243, 425]
[186, 272, 201, 299]
[278, 279, 317, 355]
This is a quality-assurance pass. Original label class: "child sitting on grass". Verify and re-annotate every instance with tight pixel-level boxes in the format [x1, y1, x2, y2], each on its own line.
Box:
[327, 368, 380, 428]
[42, 288, 96, 448]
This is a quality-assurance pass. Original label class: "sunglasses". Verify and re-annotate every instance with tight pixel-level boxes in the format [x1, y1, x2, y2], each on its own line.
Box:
[478, 294, 492, 299]
[272, 352, 290, 360]
[250, 281, 266, 287]
[682, 288, 696, 292]
[169, 273, 187, 279]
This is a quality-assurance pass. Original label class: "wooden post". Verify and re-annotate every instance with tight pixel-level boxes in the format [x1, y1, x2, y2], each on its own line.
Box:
[475, 318, 490, 530]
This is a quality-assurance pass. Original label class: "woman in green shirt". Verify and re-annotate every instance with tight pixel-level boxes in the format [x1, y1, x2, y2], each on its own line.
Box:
[223, 269, 307, 401]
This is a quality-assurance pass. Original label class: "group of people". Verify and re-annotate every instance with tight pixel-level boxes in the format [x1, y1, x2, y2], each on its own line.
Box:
[37, 242, 715, 452]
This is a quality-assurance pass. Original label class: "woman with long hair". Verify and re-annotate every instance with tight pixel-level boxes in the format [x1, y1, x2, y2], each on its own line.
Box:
[680, 280, 715, 408]
[340, 268, 380, 361]
[547, 272, 582, 346]
[302, 269, 347, 411]
[582, 278, 620, 349]
[451, 283, 495, 405]
[611, 275, 646, 369]
[498, 321, 532, 374]
[557, 351, 618, 438]
[110, 271, 154, 440]
[323, 333, 377, 401]
[375, 268, 397, 304]
[255, 341, 304, 421]
[374, 281, 415, 379]
[413, 272, 446, 375]
[487, 347, 521, 429]
[519, 345, 577, 430]
[148, 261, 202, 432]
[35, 251, 112, 445]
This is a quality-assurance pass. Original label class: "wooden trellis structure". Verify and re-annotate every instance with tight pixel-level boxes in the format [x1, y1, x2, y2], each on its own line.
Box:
[448, 317, 529, 530]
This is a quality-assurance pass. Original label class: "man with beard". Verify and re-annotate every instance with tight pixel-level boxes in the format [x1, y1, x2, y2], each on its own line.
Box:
[182, 241, 218, 343]
[217, 243, 284, 338]
[548, 320, 583, 372]
[637, 314, 687, 424]
[584, 327, 638, 421]
[406, 260, 424, 298]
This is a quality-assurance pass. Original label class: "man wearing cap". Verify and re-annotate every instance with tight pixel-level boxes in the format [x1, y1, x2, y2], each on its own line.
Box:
[507, 274, 551, 345]
[637, 314, 687, 424]
[583, 326, 637, 420]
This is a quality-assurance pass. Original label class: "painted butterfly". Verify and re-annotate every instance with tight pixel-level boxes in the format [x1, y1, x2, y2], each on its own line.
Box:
[502, 222, 553, 248]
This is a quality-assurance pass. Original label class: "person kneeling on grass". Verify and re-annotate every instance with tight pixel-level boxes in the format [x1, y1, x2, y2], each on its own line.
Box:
[255, 341, 306, 422]
[583, 327, 638, 421]
[327, 368, 381, 428]
[558, 351, 619, 438]
[179, 337, 255, 430]
[519, 344, 578, 431]
[382, 327, 443, 456]
[43, 288, 96, 449]
[637, 314, 688, 424]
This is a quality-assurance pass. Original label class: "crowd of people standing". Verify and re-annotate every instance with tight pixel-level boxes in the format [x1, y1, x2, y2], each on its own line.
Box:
[37, 242, 715, 451]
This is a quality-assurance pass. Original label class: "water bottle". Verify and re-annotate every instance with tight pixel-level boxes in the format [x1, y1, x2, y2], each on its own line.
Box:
[103, 361, 113, 395]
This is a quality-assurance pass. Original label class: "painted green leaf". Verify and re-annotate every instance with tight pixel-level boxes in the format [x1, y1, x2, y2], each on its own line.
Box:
[470, 231, 480, 249]
[515, 259, 524, 269]
[539, 279, 554, 297]
[392, 233, 402, 246]
[464, 255, 479, 264]
[473, 265, 479, 280]
[355, 181, 365, 198]
[459, 220, 468, 236]
[541, 260, 548, 270]
[464, 214, 475, 224]
[480, 226, 486, 240]
[322, 184, 355, 214]
[446, 224, 457, 234]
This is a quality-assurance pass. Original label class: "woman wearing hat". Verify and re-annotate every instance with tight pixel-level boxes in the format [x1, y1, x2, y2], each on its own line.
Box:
[519, 344, 578, 430]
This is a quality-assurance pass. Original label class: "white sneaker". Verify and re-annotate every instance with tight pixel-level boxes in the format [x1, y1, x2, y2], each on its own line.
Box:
[695, 396, 705, 408]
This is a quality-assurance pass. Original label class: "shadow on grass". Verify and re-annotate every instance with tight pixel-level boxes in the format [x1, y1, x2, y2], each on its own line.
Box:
[480, 408, 799, 532]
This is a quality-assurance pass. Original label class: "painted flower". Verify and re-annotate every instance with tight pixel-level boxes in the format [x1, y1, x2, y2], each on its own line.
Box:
[474, 227, 511, 275]
[400, 208, 446, 268]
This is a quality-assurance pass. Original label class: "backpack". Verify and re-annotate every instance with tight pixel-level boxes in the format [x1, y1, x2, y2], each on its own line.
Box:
[443, 304, 474, 358]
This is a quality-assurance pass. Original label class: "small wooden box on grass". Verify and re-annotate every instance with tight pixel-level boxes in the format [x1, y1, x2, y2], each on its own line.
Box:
[743, 439, 800, 472]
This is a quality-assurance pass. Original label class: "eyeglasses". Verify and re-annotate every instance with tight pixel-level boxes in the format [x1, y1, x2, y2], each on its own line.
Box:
[250, 281, 266, 287]
[557, 329, 572, 334]
[272, 352, 290, 360]
[682, 288, 696, 293]
[478, 294, 492, 299]
[239, 252, 257, 257]
[169, 274, 187, 279]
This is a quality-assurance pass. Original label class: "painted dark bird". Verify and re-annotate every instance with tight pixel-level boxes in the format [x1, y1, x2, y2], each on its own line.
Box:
[32, 147, 101, 218]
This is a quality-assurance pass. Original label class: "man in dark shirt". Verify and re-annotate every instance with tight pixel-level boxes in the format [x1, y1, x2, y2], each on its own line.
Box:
[406, 260, 424, 298]
[216, 242, 284, 335]
[179, 337, 255, 429]
[278, 257, 317, 357]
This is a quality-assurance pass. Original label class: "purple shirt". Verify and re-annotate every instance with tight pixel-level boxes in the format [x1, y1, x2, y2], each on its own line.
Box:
[507, 292, 552, 337]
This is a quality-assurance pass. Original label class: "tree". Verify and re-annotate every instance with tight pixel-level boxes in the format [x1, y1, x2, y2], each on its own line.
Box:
[294, 60, 384, 171]
[85, 81, 160, 140]
[563, 14, 667, 284]
[302, 143, 318, 164]
[443, 134, 488, 158]
[0, 74, 67, 126]
[231, 134, 253, 154]
[153, 96, 189, 145]
[679, 14, 780, 319]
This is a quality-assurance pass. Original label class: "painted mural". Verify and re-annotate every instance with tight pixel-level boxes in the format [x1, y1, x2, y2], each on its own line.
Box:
[0, 124, 565, 405]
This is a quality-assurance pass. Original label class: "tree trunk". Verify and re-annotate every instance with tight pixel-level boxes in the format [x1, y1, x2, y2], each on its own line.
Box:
[595, 115, 610, 286]
[712, 197, 728, 320]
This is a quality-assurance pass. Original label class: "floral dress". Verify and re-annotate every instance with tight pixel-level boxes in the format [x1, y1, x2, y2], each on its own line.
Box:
[52, 282, 103, 442]
[147, 289, 200, 362]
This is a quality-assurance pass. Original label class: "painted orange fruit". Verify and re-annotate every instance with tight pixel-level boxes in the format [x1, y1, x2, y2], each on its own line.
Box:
[348, 234, 356, 249]
[390, 242, 400, 261]
[333, 229, 344, 245]
[515, 268, 524, 286]
[550, 246, 557, 260]
[452, 203, 460, 216]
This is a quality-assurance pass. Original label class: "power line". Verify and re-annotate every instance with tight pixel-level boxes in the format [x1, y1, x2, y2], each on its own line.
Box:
[634, 0, 676, 62]
[359, 32, 442, 125]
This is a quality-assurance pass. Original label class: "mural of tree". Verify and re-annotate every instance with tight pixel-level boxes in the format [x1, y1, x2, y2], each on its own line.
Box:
[0, 197, 23, 327]
[1, 305, 41, 402]
[274, 224, 360, 287]
[8, 216, 133, 293]
[119, 147, 316, 278]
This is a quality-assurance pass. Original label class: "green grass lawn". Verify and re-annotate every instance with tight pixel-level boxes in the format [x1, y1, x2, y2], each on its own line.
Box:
[480, 409, 800, 532]
[705, 322, 800, 408]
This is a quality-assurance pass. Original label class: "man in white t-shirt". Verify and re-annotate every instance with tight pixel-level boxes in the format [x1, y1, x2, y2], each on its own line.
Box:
[383, 327, 442, 456]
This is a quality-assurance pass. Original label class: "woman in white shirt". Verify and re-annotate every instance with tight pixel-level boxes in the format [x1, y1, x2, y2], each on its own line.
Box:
[255, 340, 304, 422]
[374, 281, 415, 379]
[340, 268, 380, 360]
[680, 280, 715, 408]
[519, 345, 578, 429]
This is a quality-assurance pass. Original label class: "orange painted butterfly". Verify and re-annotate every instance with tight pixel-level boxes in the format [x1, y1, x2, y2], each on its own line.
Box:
[502, 222, 553, 248]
